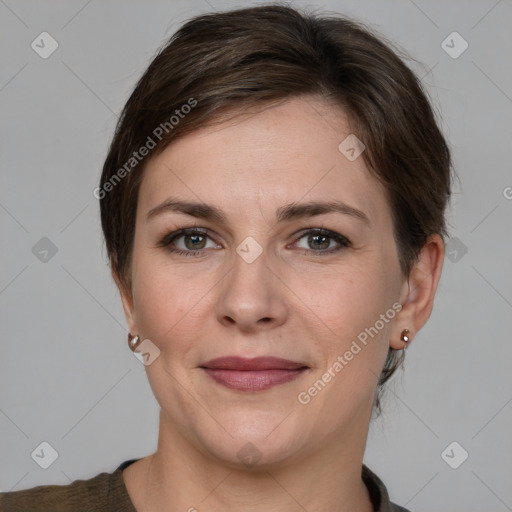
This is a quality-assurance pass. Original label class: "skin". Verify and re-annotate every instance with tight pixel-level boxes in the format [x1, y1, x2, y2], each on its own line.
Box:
[116, 96, 444, 512]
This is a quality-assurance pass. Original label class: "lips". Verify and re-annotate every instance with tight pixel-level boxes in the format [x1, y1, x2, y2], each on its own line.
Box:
[200, 356, 308, 391]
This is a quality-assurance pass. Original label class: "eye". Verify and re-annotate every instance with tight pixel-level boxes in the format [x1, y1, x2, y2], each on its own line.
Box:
[159, 228, 220, 256]
[292, 228, 351, 255]
[159, 227, 350, 257]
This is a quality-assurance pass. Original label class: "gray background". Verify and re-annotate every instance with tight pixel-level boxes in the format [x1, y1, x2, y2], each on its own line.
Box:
[1, 0, 511, 510]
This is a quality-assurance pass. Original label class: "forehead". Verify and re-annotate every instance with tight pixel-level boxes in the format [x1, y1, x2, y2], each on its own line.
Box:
[138, 97, 390, 228]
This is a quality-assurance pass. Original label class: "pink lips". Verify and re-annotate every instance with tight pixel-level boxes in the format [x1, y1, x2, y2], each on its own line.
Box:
[200, 356, 308, 391]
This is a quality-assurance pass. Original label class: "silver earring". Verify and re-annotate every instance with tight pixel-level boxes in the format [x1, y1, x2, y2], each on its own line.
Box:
[127, 333, 141, 352]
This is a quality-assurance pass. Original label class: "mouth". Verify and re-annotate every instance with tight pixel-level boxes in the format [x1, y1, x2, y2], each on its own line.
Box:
[200, 356, 309, 392]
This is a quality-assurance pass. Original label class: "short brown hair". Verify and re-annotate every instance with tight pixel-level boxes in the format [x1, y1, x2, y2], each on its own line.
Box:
[99, 4, 451, 412]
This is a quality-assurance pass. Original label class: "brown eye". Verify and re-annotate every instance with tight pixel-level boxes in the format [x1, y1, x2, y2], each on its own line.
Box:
[184, 233, 207, 250]
[294, 229, 351, 254]
[159, 228, 221, 256]
[307, 233, 331, 250]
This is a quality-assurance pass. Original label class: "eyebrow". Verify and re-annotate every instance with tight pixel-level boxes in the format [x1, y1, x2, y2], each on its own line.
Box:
[146, 197, 370, 226]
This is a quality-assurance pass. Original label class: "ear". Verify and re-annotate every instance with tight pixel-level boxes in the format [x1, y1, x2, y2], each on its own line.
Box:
[390, 234, 445, 349]
[112, 268, 138, 335]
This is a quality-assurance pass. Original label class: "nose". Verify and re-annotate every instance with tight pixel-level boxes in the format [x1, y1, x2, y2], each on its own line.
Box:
[215, 249, 288, 333]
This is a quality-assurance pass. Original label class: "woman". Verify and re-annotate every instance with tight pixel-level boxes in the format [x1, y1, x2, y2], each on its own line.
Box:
[0, 4, 450, 511]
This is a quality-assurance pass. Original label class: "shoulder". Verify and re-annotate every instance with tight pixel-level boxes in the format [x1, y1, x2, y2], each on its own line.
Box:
[362, 464, 412, 512]
[0, 471, 111, 512]
[390, 505, 411, 512]
[0, 460, 137, 512]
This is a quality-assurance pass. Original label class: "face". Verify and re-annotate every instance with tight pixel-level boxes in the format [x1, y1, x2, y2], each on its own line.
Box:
[121, 96, 408, 467]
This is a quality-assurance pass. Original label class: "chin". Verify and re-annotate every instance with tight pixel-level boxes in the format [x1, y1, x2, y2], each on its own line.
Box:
[191, 409, 312, 470]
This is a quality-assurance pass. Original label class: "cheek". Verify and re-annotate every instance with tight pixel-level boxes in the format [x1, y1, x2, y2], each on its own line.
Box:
[292, 259, 395, 336]
[130, 251, 207, 347]
[290, 256, 400, 408]
[295, 264, 397, 419]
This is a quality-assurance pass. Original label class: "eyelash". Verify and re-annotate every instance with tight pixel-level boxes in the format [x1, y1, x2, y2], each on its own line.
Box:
[158, 227, 351, 257]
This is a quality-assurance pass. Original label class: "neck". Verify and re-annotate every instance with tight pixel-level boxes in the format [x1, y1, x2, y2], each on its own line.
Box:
[128, 410, 374, 512]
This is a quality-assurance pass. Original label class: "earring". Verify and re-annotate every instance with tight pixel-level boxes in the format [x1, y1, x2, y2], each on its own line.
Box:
[398, 329, 410, 368]
[127, 333, 142, 352]
[400, 328, 410, 347]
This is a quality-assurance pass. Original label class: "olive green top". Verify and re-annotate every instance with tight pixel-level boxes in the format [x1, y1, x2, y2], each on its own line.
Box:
[0, 459, 411, 511]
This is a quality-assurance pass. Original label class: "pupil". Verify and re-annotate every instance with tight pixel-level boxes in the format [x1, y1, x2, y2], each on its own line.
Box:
[309, 234, 329, 250]
[186, 234, 205, 250]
